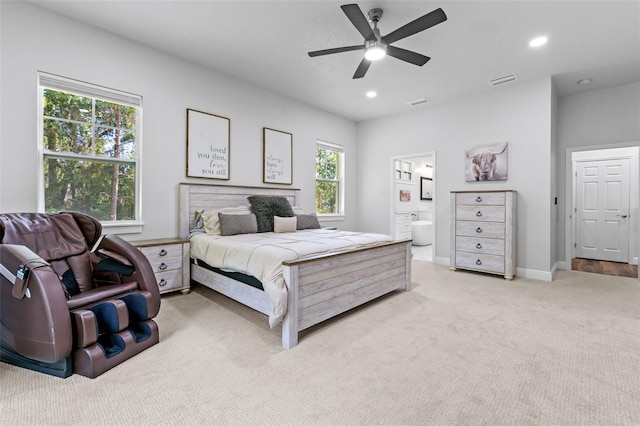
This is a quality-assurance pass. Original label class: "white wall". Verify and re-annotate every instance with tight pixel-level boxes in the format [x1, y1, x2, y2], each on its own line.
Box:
[357, 78, 554, 278]
[556, 82, 640, 264]
[0, 2, 358, 239]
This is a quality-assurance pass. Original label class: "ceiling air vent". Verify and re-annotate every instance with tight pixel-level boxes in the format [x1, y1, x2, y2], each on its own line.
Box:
[489, 74, 518, 86]
[408, 97, 430, 106]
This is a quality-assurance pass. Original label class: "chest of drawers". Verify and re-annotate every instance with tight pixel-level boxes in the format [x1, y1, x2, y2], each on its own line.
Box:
[395, 212, 412, 241]
[450, 190, 516, 280]
[130, 238, 190, 294]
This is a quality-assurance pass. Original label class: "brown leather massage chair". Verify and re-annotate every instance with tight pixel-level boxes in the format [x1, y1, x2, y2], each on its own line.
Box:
[0, 212, 160, 378]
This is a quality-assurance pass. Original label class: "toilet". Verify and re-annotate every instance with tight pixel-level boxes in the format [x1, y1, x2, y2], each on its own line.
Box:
[411, 211, 433, 246]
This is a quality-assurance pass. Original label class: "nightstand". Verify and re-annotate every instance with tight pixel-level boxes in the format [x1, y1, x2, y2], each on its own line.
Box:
[130, 238, 190, 295]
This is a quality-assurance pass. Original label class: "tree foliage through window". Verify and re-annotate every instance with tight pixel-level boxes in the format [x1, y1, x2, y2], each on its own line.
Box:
[316, 144, 341, 214]
[42, 86, 138, 221]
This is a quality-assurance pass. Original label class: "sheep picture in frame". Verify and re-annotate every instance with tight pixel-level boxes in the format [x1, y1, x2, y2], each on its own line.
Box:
[464, 142, 508, 182]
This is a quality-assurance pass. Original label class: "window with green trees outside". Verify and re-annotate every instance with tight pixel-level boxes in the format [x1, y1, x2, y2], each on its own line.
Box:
[39, 73, 141, 223]
[315, 142, 343, 214]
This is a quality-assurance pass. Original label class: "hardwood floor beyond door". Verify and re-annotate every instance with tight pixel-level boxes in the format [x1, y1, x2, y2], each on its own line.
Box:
[572, 258, 638, 278]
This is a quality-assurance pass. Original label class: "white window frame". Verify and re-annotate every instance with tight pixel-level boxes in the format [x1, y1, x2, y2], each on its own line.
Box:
[37, 72, 143, 234]
[315, 140, 345, 217]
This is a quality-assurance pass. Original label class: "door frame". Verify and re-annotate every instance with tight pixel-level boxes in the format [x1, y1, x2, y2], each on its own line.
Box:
[565, 143, 639, 277]
[390, 151, 437, 262]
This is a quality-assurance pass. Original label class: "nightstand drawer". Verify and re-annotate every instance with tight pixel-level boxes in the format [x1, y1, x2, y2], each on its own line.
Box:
[147, 256, 183, 274]
[155, 269, 183, 292]
[140, 244, 183, 262]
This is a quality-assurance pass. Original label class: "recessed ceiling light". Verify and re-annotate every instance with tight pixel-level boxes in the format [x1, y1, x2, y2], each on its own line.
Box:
[577, 78, 592, 85]
[529, 36, 548, 47]
[366, 91, 377, 98]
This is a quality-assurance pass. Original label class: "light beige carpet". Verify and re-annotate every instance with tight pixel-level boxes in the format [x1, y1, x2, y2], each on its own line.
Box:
[2, 260, 639, 425]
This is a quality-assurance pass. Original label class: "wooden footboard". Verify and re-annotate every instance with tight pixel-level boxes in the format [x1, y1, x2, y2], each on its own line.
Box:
[180, 183, 412, 349]
[281, 240, 412, 348]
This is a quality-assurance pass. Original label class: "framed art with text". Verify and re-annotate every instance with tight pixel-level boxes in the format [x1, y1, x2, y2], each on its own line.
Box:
[263, 127, 292, 184]
[186, 108, 230, 180]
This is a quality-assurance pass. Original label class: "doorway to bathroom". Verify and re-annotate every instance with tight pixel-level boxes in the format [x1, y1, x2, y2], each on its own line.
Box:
[390, 151, 436, 262]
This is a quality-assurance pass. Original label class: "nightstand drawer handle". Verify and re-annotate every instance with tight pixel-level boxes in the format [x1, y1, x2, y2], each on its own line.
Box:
[159, 262, 167, 271]
[476, 259, 482, 265]
[159, 279, 167, 287]
[476, 196, 482, 203]
[476, 227, 483, 233]
[476, 211, 483, 217]
[159, 249, 167, 257]
[476, 243, 482, 249]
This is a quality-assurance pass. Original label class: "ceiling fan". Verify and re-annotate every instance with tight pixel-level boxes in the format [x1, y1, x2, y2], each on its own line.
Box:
[308, 4, 447, 79]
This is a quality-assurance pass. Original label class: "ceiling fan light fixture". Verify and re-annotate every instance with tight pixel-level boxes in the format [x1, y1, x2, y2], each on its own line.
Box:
[364, 40, 387, 61]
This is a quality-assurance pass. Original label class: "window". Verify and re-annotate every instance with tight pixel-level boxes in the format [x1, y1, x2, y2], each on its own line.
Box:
[315, 141, 344, 215]
[38, 73, 142, 229]
[395, 160, 414, 182]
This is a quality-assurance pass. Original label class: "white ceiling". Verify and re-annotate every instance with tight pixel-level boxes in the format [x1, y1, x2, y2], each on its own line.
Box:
[27, 0, 640, 122]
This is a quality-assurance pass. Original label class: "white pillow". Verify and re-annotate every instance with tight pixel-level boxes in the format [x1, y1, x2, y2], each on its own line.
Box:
[202, 206, 251, 235]
[273, 216, 297, 233]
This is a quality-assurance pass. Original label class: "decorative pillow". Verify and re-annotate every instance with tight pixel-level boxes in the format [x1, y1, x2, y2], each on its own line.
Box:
[218, 213, 258, 236]
[296, 213, 321, 230]
[274, 216, 297, 233]
[187, 209, 206, 238]
[202, 206, 252, 235]
[247, 196, 294, 233]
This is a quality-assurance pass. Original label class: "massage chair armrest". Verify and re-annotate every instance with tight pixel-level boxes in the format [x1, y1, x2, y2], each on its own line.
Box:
[97, 234, 161, 317]
[0, 244, 73, 363]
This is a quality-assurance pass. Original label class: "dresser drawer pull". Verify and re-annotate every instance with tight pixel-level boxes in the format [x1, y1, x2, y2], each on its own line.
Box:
[159, 249, 167, 257]
[159, 279, 167, 287]
[476, 211, 483, 217]
[476, 227, 483, 233]
[475, 259, 482, 265]
[476, 196, 482, 203]
[159, 262, 167, 271]
[476, 243, 482, 249]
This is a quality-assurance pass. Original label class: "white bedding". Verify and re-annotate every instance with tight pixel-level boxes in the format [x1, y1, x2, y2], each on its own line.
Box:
[189, 229, 393, 327]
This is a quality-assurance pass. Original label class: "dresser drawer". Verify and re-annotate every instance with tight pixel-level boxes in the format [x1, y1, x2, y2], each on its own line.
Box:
[456, 205, 505, 222]
[456, 192, 505, 206]
[455, 221, 505, 239]
[455, 236, 505, 256]
[155, 269, 183, 292]
[455, 251, 505, 274]
[140, 244, 183, 262]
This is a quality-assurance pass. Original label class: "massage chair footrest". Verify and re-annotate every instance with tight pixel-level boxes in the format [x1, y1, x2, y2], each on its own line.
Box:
[73, 319, 159, 378]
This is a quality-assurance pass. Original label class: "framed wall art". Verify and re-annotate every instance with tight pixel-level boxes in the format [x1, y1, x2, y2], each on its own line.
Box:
[399, 190, 411, 202]
[464, 142, 508, 182]
[263, 127, 292, 185]
[186, 108, 230, 180]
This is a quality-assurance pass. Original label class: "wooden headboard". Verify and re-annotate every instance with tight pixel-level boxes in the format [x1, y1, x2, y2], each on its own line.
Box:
[179, 183, 300, 238]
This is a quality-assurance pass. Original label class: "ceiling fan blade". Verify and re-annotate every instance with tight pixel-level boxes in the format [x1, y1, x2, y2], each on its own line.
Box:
[382, 8, 447, 45]
[386, 45, 430, 66]
[352, 58, 371, 79]
[341, 4, 376, 42]
[308, 45, 363, 57]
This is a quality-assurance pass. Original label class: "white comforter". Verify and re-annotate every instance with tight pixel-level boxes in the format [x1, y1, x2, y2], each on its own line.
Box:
[189, 229, 393, 327]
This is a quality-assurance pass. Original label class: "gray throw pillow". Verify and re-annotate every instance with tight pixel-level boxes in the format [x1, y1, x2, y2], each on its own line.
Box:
[218, 213, 258, 236]
[247, 196, 294, 232]
[296, 213, 321, 230]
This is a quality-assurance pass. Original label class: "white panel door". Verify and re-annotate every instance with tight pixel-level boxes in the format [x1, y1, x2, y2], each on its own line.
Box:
[575, 158, 630, 262]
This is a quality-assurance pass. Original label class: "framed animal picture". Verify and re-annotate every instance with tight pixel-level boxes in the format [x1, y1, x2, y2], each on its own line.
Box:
[464, 142, 508, 182]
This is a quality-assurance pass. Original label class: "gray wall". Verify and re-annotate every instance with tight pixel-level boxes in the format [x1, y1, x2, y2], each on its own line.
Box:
[0, 2, 358, 238]
[356, 78, 554, 279]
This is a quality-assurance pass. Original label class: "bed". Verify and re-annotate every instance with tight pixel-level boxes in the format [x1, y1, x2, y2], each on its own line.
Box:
[179, 183, 412, 348]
